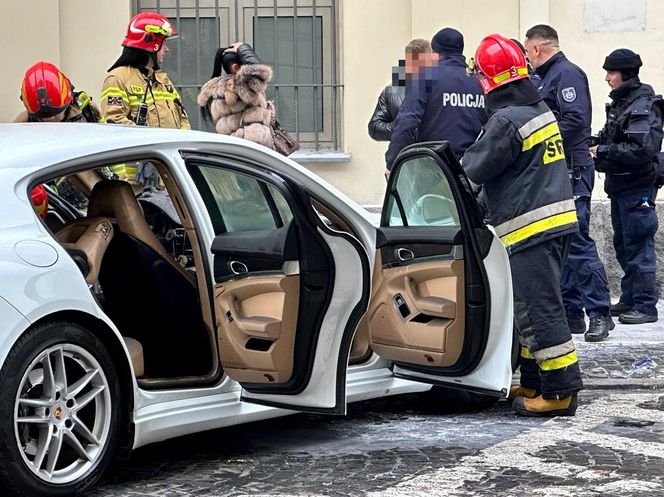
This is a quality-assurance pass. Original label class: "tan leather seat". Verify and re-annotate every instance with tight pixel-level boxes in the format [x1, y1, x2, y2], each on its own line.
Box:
[55, 217, 114, 285]
[122, 336, 144, 377]
[87, 180, 193, 284]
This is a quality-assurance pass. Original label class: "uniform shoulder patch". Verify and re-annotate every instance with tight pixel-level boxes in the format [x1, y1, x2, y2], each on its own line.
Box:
[107, 96, 123, 106]
[561, 87, 577, 103]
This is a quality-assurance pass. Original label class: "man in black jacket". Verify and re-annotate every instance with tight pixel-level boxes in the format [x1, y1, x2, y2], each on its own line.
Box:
[368, 38, 431, 142]
[385, 27, 486, 173]
[525, 24, 613, 342]
[590, 49, 663, 324]
[463, 34, 581, 417]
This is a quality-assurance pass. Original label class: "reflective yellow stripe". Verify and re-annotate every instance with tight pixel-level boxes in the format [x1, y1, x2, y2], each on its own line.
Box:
[520, 347, 534, 359]
[495, 199, 576, 237]
[521, 122, 561, 151]
[538, 351, 578, 371]
[500, 211, 577, 247]
[101, 87, 129, 103]
[493, 66, 529, 84]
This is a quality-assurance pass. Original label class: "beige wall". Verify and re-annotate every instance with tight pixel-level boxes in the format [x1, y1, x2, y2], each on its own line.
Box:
[2, 1, 61, 121]
[3, 0, 663, 205]
[0, 0, 131, 123]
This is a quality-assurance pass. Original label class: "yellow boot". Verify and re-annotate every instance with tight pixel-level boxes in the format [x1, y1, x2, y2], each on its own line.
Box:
[513, 394, 578, 417]
[508, 385, 539, 401]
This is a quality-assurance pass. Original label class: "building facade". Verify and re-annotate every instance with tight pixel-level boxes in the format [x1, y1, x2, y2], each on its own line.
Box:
[2, 0, 663, 205]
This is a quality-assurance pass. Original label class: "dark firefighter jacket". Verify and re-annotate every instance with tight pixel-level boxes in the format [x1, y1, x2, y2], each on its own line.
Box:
[594, 78, 664, 196]
[368, 85, 405, 141]
[462, 79, 578, 255]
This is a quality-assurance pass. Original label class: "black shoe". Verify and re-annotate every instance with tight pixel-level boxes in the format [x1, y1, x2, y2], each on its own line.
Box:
[610, 302, 632, 316]
[618, 310, 658, 325]
[568, 317, 586, 334]
[585, 316, 613, 342]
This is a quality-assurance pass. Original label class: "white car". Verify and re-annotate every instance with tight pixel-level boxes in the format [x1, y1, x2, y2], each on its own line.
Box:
[0, 123, 514, 496]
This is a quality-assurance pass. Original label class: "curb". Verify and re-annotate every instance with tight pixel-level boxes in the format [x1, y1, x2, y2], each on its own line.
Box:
[582, 378, 664, 391]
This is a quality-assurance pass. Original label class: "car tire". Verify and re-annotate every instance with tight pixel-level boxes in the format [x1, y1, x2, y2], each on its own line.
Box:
[0, 321, 121, 497]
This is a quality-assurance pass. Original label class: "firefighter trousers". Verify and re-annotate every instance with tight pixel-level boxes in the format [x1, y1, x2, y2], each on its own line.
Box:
[511, 235, 583, 399]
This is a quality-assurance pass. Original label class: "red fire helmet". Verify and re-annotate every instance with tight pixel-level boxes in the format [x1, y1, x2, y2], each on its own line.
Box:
[21, 61, 73, 119]
[474, 34, 529, 94]
[122, 12, 177, 53]
[31, 185, 48, 219]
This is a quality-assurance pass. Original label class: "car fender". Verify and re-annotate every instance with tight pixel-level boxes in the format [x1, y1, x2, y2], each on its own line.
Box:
[0, 230, 138, 380]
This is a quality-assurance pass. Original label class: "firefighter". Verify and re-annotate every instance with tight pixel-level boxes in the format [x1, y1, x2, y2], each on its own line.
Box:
[15, 61, 103, 124]
[590, 49, 663, 325]
[463, 34, 582, 416]
[102, 12, 190, 183]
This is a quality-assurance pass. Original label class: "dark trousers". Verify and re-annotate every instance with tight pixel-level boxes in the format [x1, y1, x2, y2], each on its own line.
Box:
[511, 235, 583, 398]
[611, 189, 659, 316]
[561, 196, 611, 318]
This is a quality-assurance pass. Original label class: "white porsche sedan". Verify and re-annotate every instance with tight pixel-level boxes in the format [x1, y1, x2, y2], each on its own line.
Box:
[0, 124, 514, 496]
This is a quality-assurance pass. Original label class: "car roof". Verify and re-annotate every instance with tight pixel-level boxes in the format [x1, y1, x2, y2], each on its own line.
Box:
[0, 123, 270, 172]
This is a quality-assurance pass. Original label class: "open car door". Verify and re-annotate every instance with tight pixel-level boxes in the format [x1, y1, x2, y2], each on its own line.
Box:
[187, 155, 370, 414]
[368, 142, 513, 398]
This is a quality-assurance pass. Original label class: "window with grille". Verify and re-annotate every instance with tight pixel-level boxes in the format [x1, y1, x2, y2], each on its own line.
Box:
[133, 0, 341, 151]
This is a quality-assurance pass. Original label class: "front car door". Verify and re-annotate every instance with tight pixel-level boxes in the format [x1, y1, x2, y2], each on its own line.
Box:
[186, 154, 370, 414]
[368, 142, 513, 397]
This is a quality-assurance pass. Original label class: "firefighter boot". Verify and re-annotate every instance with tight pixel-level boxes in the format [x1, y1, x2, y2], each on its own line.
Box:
[513, 394, 578, 417]
[508, 385, 539, 401]
[584, 316, 615, 342]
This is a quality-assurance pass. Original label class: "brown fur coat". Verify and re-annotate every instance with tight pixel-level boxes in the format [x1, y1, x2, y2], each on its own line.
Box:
[197, 64, 275, 149]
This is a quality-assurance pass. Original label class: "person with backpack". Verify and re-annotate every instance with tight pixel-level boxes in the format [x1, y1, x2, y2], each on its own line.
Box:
[590, 49, 663, 324]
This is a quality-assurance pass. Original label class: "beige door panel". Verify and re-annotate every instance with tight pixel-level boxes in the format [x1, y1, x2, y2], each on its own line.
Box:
[369, 258, 465, 367]
[215, 275, 299, 384]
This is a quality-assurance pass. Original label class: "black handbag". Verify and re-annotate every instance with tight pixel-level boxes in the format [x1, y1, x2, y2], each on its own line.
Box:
[271, 120, 300, 156]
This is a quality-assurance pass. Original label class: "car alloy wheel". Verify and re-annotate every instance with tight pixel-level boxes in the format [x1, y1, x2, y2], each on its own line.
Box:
[14, 343, 112, 483]
[0, 322, 121, 496]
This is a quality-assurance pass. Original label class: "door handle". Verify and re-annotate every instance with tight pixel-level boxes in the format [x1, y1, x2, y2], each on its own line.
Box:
[396, 248, 414, 262]
[228, 260, 248, 275]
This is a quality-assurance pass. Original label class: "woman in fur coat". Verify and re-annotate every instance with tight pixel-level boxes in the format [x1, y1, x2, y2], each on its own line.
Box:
[198, 43, 275, 149]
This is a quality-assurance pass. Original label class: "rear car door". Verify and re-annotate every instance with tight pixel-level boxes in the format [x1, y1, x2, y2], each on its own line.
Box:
[368, 142, 513, 397]
[187, 155, 370, 414]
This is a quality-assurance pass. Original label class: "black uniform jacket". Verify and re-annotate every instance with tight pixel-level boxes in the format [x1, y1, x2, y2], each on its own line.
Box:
[595, 78, 664, 197]
[462, 80, 578, 255]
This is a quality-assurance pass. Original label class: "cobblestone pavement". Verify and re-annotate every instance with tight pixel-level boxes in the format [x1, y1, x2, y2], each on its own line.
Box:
[90, 390, 664, 497]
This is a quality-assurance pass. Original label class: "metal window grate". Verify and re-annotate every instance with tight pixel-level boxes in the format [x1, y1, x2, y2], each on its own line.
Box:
[133, 0, 342, 151]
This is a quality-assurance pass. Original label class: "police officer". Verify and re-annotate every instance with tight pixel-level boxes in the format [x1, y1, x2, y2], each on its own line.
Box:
[385, 27, 486, 172]
[15, 61, 103, 124]
[524, 25, 613, 342]
[590, 49, 663, 325]
[463, 34, 582, 416]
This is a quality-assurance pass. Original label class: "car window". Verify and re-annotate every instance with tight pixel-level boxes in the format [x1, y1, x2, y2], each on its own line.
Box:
[196, 166, 293, 234]
[385, 156, 460, 227]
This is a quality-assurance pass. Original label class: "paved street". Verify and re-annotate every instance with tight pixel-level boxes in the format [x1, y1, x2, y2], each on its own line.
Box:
[90, 304, 664, 497]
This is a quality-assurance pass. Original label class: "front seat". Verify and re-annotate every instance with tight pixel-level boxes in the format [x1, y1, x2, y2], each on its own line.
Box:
[88, 180, 211, 378]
